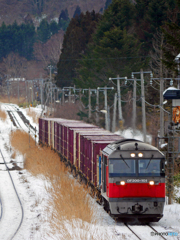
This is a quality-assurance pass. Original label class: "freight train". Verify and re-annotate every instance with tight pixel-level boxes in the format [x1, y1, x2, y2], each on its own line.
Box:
[39, 118, 165, 223]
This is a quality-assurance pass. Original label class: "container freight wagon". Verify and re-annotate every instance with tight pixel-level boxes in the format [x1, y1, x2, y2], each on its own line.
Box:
[68, 127, 102, 166]
[39, 118, 78, 147]
[82, 135, 124, 185]
[61, 122, 98, 160]
[39, 118, 122, 187]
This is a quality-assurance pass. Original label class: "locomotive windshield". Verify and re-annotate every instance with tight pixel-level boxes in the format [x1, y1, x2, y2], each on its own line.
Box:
[138, 159, 165, 177]
[109, 159, 136, 177]
[109, 158, 165, 177]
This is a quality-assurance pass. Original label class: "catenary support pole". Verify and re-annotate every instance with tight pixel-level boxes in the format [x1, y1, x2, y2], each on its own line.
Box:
[160, 44, 164, 145]
[108, 105, 110, 131]
[132, 78, 137, 129]
[112, 93, 117, 132]
[62, 89, 64, 105]
[117, 75, 123, 129]
[141, 69, 146, 142]
[88, 88, 91, 119]
[96, 88, 99, 125]
[104, 87, 108, 130]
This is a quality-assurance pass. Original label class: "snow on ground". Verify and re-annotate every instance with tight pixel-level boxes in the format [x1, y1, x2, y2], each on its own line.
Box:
[0, 103, 179, 239]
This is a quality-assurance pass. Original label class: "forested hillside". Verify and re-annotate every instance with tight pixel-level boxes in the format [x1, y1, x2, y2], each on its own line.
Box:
[56, 0, 179, 90]
[1, 0, 180, 94]
[0, 0, 106, 25]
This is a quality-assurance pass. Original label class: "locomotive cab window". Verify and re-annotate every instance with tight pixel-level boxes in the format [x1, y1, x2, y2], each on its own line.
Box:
[109, 159, 136, 177]
[138, 159, 165, 177]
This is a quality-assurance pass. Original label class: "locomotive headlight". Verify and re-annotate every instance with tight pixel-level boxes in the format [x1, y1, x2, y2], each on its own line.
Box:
[130, 153, 136, 157]
[120, 181, 125, 185]
[138, 152, 143, 157]
[149, 181, 155, 185]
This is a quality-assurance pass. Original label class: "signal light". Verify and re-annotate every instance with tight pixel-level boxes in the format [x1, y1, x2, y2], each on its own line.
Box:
[120, 181, 125, 185]
[149, 181, 154, 185]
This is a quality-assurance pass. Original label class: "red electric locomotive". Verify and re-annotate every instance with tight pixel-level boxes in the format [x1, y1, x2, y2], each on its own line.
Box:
[100, 139, 165, 223]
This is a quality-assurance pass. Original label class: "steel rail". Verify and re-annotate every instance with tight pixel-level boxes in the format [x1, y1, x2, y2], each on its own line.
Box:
[5, 105, 21, 128]
[10, 105, 36, 135]
[148, 224, 167, 240]
[124, 223, 142, 240]
[5, 104, 36, 137]
[0, 149, 24, 240]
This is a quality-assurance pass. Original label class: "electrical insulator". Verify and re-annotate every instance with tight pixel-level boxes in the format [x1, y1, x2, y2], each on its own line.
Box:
[150, 79, 152, 85]
[170, 79, 173, 86]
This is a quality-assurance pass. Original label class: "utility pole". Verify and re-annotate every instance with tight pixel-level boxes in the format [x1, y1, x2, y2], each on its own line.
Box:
[68, 89, 71, 103]
[25, 80, 27, 106]
[97, 87, 114, 131]
[108, 105, 110, 131]
[88, 88, 91, 119]
[18, 78, 19, 104]
[96, 88, 99, 125]
[132, 78, 137, 129]
[112, 93, 117, 132]
[104, 87, 108, 130]
[51, 82, 52, 114]
[140, 69, 146, 142]
[40, 79, 44, 109]
[160, 42, 164, 145]
[82, 88, 96, 120]
[62, 89, 64, 105]
[48, 65, 53, 81]
[131, 70, 153, 142]
[6, 77, 10, 103]
[32, 80, 34, 106]
[109, 76, 127, 129]
[117, 76, 122, 122]
[167, 110, 174, 204]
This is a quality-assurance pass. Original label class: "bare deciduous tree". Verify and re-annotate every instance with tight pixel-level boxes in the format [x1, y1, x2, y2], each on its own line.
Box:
[149, 31, 169, 78]
[34, 30, 64, 68]
[2, 52, 27, 78]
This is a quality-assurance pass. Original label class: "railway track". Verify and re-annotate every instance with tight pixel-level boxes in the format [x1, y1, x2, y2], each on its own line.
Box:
[0, 149, 24, 240]
[123, 223, 167, 240]
[4, 104, 37, 137]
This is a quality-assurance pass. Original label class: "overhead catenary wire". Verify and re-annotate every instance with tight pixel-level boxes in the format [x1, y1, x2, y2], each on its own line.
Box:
[142, 98, 170, 114]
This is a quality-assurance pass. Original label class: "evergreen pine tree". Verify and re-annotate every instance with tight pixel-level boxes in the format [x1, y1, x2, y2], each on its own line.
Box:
[56, 11, 101, 87]
[37, 19, 51, 43]
[73, 6, 81, 18]
[50, 21, 59, 35]
[104, 0, 112, 10]
[58, 9, 70, 31]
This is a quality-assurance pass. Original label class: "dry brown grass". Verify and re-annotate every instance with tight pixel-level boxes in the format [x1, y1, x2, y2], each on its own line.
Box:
[0, 96, 26, 105]
[10, 130, 94, 225]
[26, 108, 39, 124]
[0, 105, 7, 121]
